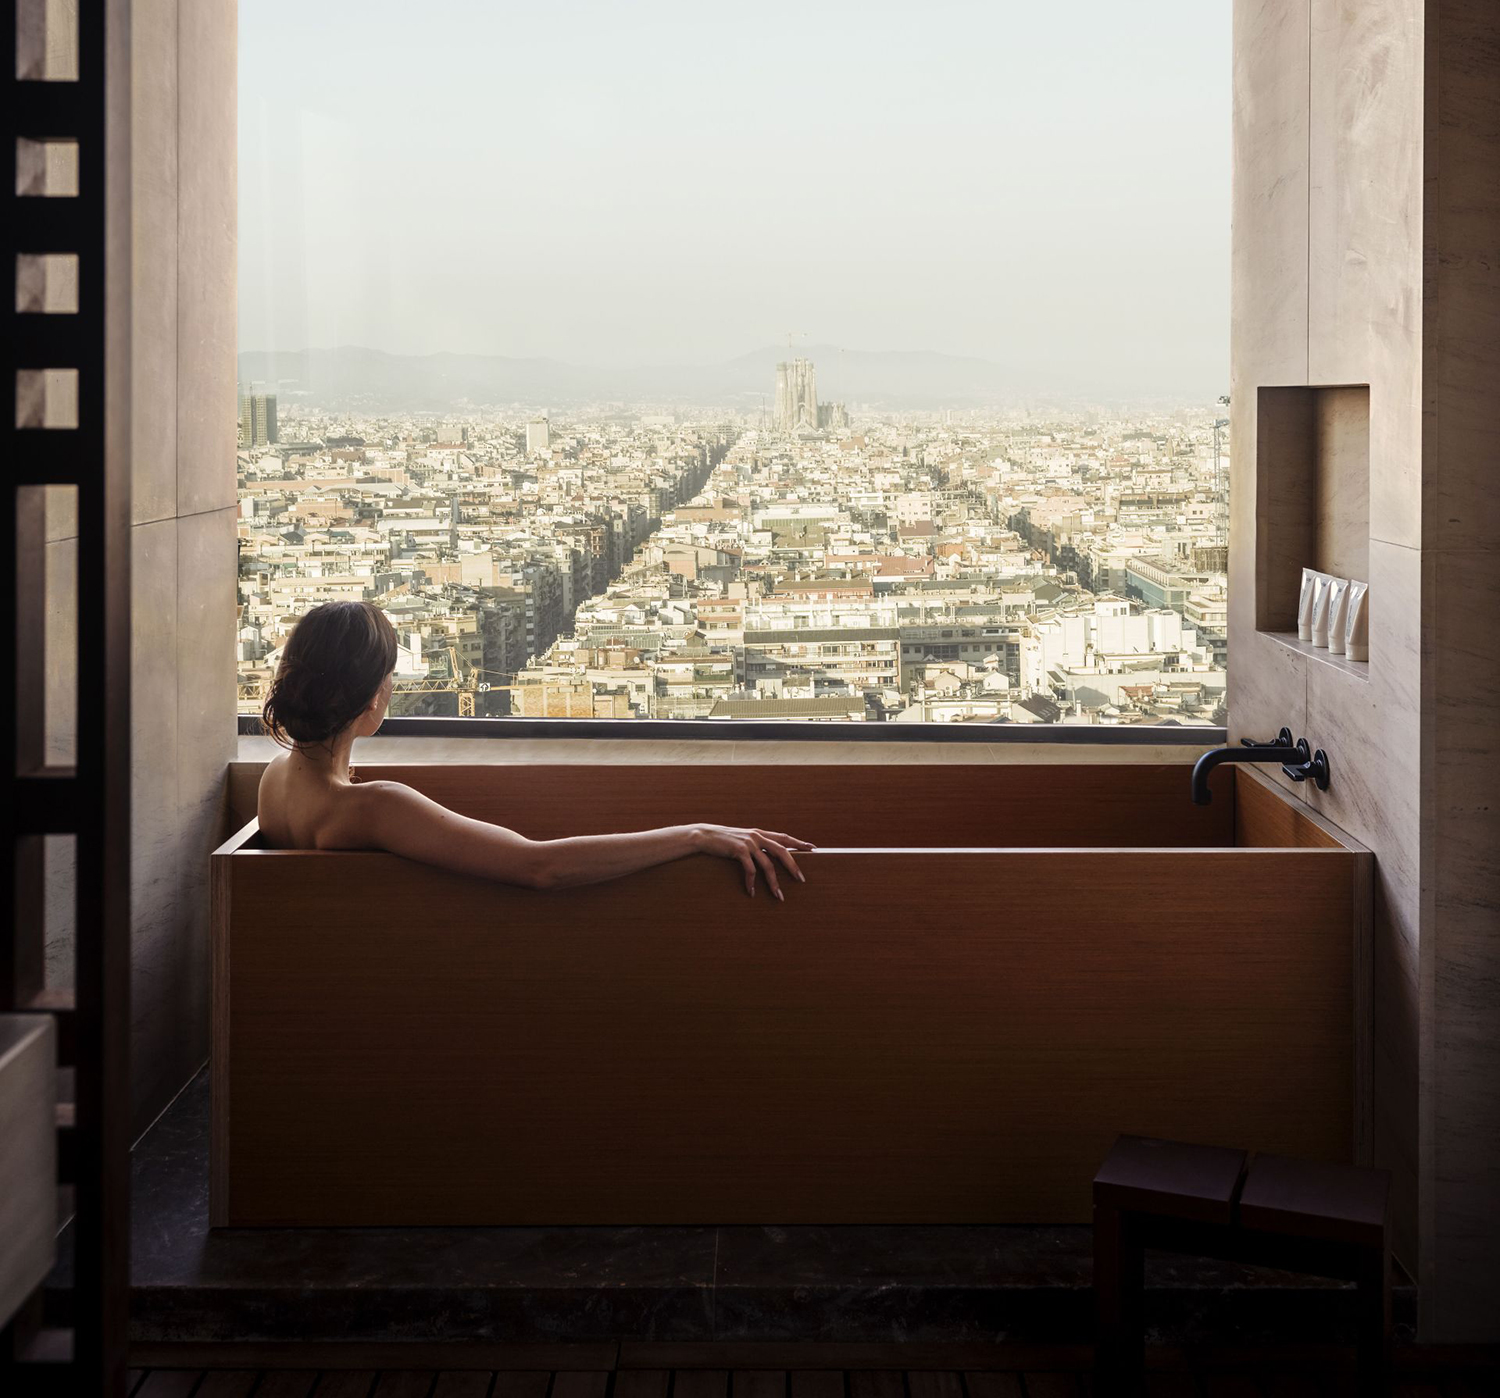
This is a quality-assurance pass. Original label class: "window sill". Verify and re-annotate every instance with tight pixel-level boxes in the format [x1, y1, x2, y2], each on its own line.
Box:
[237, 726, 1218, 768]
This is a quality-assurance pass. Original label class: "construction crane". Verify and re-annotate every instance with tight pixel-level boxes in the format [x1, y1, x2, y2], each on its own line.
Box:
[389, 648, 526, 718]
[1212, 395, 1230, 546]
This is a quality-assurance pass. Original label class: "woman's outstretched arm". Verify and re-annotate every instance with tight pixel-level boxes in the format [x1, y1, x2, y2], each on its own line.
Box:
[338, 780, 814, 898]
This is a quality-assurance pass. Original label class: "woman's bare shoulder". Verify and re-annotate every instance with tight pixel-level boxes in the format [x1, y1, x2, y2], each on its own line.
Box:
[348, 776, 408, 793]
[257, 755, 318, 849]
[317, 777, 432, 849]
[343, 776, 419, 808]
[255, 751, 290, 823]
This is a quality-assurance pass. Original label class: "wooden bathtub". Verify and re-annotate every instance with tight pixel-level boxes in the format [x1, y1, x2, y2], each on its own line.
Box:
[211, 762, 1370, 1227]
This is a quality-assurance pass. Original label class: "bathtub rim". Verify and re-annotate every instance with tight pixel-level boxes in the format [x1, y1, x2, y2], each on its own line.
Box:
[215, 823, 1366, 859]
[212, 762, 1371, 861]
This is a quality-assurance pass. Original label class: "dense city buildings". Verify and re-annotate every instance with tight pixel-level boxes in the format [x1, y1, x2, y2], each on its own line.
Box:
[237, 362, 1229, 726]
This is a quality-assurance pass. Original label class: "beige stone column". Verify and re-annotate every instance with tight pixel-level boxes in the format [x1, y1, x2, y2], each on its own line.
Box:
[42, 0, 238, 1134]
[1231, 0, 1500, 1341]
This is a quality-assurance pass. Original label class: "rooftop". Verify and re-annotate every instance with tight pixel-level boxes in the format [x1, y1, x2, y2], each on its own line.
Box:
[708, 697, 866, 721]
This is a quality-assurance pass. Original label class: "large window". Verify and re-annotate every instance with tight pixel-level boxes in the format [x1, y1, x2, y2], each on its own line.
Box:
[237, 1, 1229, 728]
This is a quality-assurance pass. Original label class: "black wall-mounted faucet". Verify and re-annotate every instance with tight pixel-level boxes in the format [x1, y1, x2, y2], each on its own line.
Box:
[1191, 728, 1332, 805]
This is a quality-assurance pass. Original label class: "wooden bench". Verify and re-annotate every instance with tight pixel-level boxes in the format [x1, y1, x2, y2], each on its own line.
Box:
[1093, 1134, 1391, 1394]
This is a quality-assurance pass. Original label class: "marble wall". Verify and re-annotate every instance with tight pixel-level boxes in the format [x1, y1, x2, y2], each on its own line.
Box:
[41, 0, 238, 1137]
[1232, 0, 1499, 1341]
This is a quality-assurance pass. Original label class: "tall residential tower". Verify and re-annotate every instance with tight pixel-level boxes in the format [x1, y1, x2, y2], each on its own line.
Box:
[238, 390, 277, 447]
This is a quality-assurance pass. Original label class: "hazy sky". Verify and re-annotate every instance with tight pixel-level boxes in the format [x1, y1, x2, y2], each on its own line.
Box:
[239, 0, 1229, 394]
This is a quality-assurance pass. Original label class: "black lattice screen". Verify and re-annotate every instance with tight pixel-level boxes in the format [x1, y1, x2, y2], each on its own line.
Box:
[3, 1, 132, 1393]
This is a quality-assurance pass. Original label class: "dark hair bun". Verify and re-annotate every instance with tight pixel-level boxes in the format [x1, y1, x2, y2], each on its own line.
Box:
[262, 601, 399, 748]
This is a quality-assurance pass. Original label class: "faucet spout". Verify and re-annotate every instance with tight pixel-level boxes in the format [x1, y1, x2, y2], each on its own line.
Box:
[1190, 739, 1304, 805]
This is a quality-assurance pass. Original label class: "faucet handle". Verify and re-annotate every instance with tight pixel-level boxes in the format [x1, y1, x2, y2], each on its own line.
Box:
[1280, 737, 1314, 779]
[1281, 739, 1332, 791]
[1282, 744, 1332, 791]
[1242, 726, 1295, 749]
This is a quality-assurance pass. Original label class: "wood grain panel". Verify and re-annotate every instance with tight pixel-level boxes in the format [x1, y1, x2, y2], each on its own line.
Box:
[1234, 771, 1342, 849]
[274, 1377, 374, 1398]
[550, 1375, 609, 1398]
[431, 1375, 498, 1398]
[963, 1377, 1023, 1398]
[226, 761, 263, 835]
[371, 1374, 440, 1398]
[235, 763, 1231, 851]
[193, 1375, 261, 1398]
[1234, 773, 1373, 1164]
[214, 842, 1357, 1227]
[790, 1375, 844, 1398]
[907, 1374, 962, 1398]
[847, 1375, 903, 1398]
[673, 1373, 728, 1398]
[491, 1375, 554, 1398]
[733, 1373, 787, 1398]
[614, 1374, 670, 1398]
[252, 1374, 319, 1398]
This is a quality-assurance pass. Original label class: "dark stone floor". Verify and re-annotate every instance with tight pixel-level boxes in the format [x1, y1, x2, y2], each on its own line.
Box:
[69, 1069, 1414, 1345]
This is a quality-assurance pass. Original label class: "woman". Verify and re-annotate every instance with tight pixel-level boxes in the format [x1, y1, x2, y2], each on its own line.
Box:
[256, 600, 815, 899]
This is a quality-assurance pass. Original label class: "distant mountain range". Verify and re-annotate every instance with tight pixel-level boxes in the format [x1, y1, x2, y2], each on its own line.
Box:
[234, 344, 1173, 413]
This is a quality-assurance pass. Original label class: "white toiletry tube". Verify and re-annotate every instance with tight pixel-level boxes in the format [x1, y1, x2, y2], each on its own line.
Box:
[1345, 580, 1369, 661]
[1309, 573, 1333, 647]
[1298, 567, 1321, 641]
[1327, 577, 1351, 654]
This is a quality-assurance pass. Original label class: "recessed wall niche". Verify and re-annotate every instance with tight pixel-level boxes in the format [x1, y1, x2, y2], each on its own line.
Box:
[1254, 385, 1371, 639]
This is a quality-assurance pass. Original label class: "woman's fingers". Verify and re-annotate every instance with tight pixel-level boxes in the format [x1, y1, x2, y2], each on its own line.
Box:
[755, 831, 809, 882]
[748, 839, 783, 901]
[761, 828, 817, 850]
[737, 849, 757, 897]
[718, 827, 813, 900]
[758, 836, 804, 884]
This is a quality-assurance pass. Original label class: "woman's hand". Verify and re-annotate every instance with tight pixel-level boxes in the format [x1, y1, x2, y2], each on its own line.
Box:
[689, 825, 817, 900]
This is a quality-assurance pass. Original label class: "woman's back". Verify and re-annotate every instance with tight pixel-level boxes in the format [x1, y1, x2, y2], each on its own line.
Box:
[256, 750, 356, 850]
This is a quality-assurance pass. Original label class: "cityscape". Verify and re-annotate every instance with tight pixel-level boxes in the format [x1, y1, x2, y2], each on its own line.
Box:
[236, 357, 1230, 727]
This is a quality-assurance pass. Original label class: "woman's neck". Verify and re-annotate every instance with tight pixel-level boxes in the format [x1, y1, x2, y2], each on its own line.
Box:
[292, 728, 357, 782]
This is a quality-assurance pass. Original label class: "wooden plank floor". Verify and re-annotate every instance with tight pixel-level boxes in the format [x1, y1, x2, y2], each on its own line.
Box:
[124, 1366, 1498, 1398]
